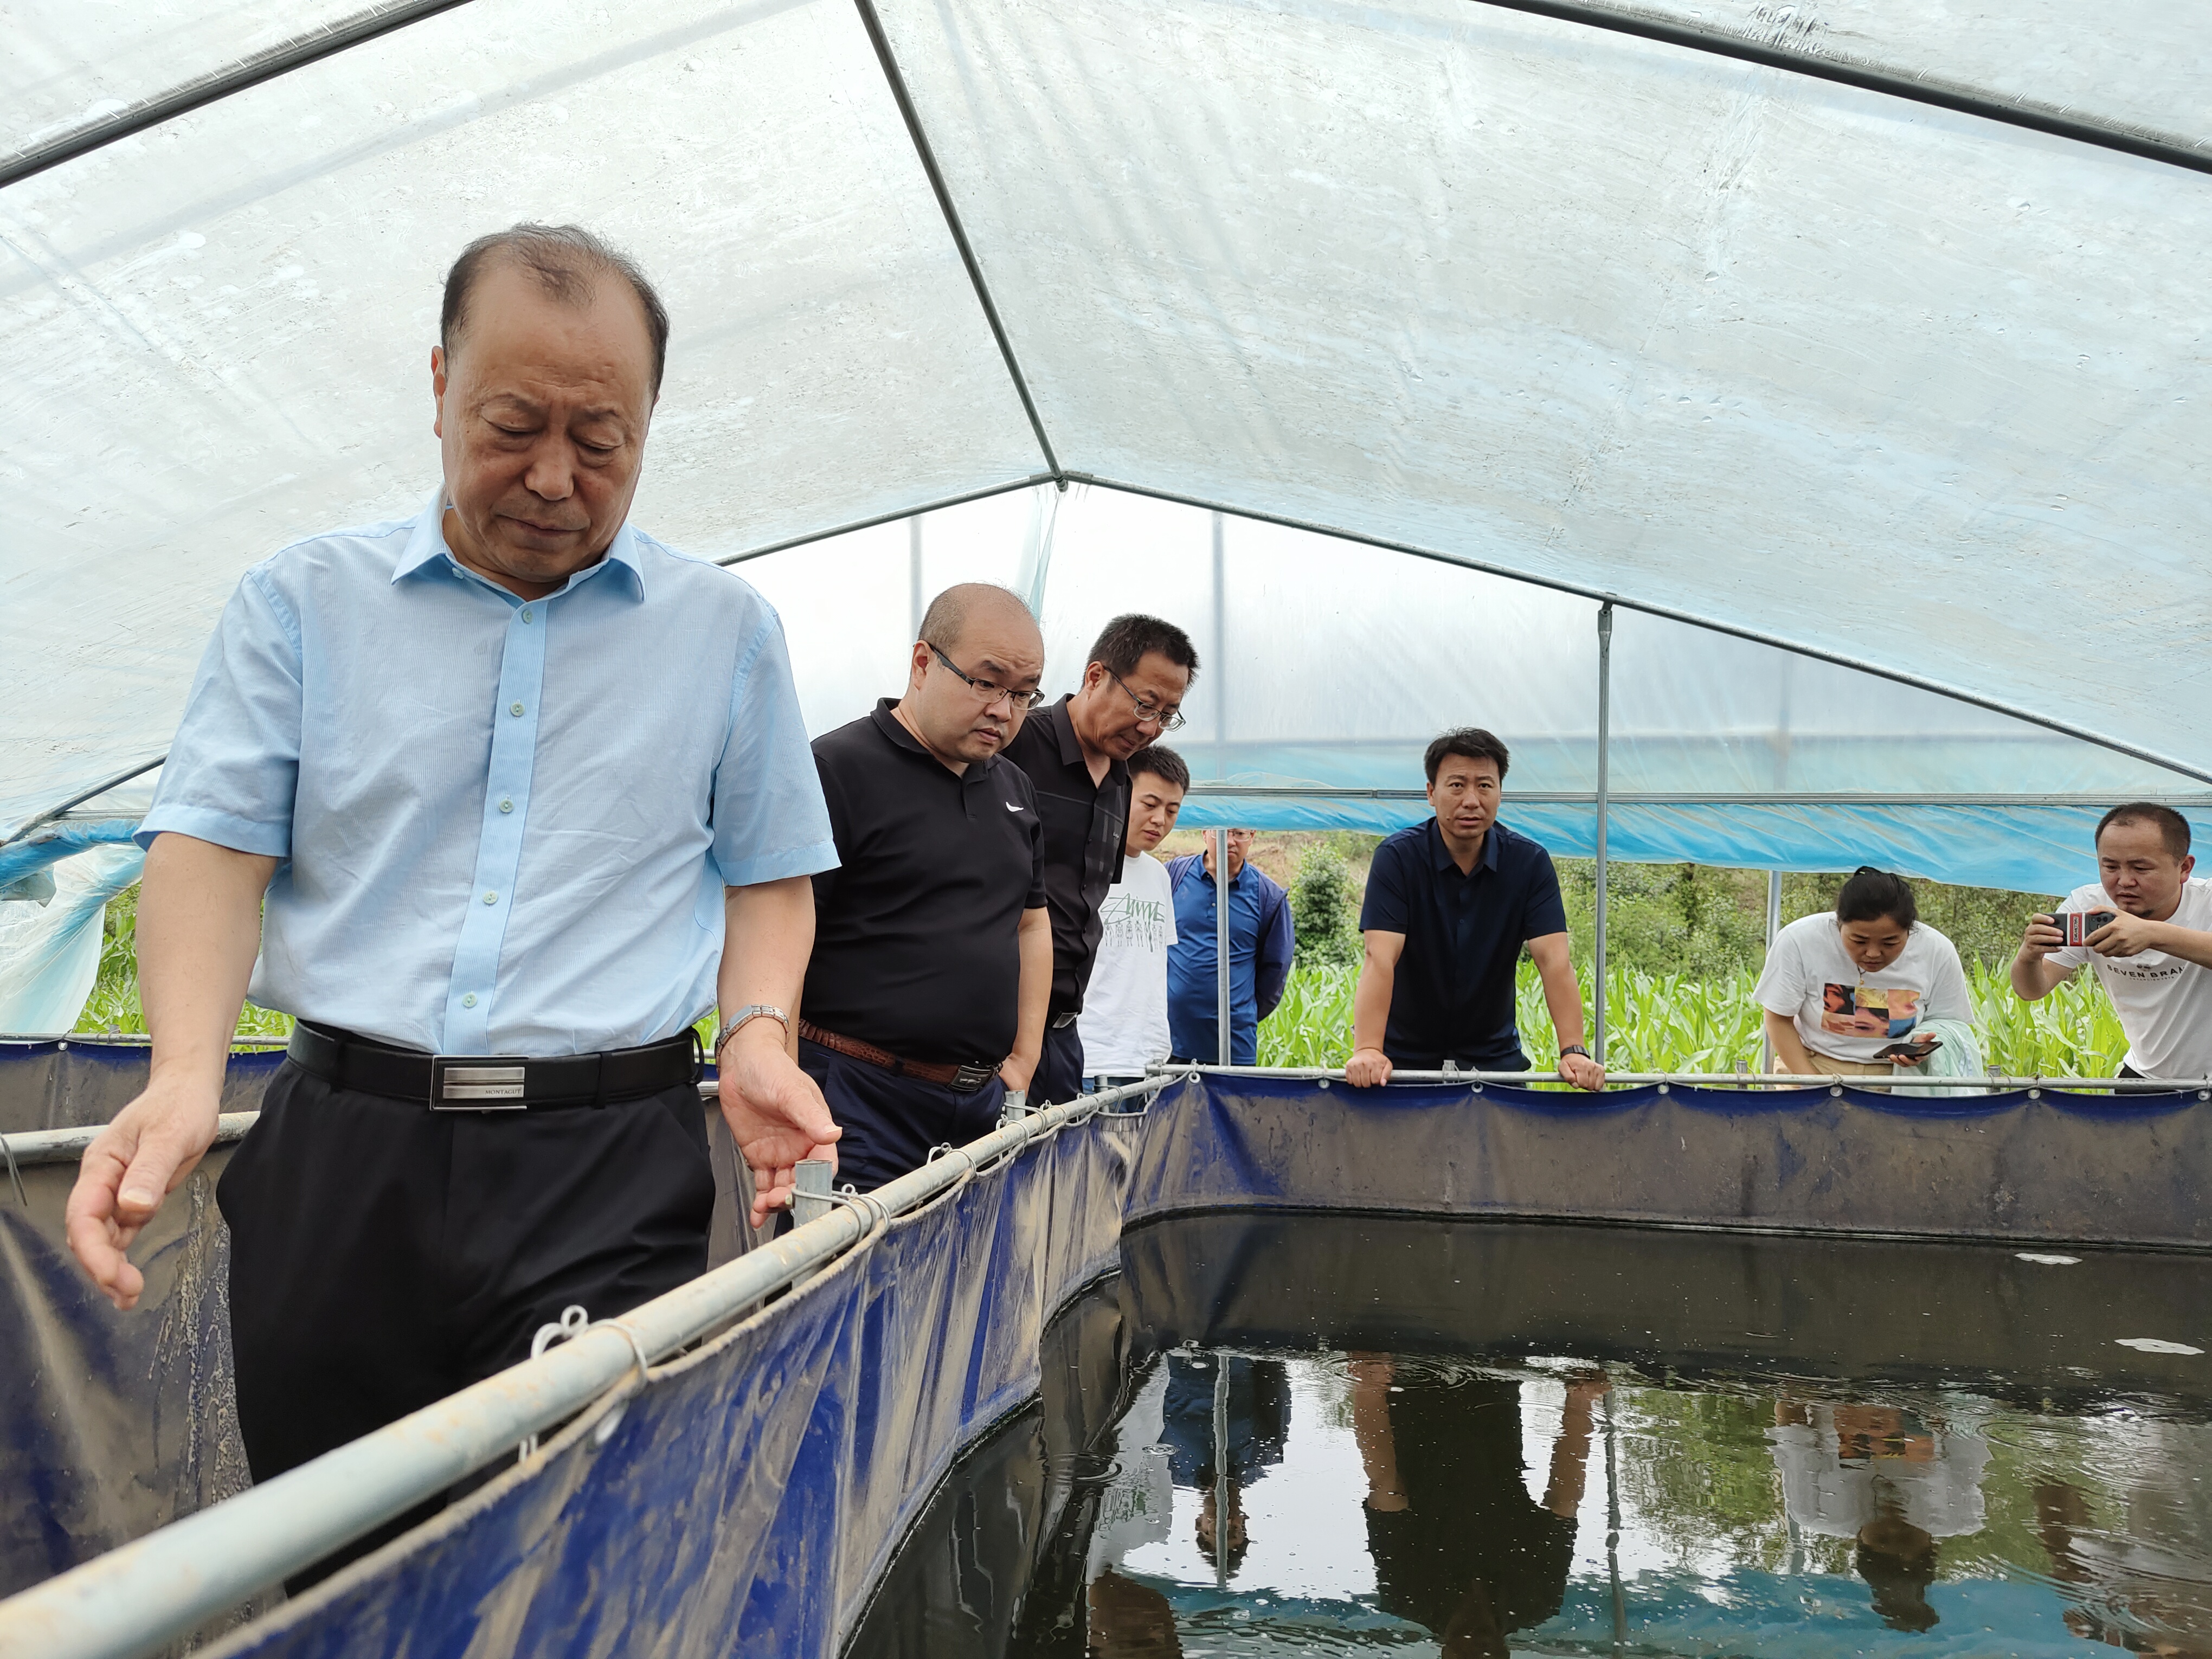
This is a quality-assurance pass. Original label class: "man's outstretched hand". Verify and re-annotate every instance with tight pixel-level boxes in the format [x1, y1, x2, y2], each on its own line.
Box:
[1345, 1046, 1394, 1088]
[718, 1025, 841, 1227]
[66, 1076, 222, 1311]
[1558, 1051, 1607, 1092]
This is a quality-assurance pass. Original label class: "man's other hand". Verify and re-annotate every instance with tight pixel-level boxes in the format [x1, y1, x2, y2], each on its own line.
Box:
[999, 1051, 1037, 1094]
[1345, 1046, 1393, 1088]
[1559, 1051, 1607, 1092]
[2020, 914, 2063, 959]
[66, 1076, 221, 1311]
[2088, 911, 2163, 959]
[718, 1024, 841, 1227]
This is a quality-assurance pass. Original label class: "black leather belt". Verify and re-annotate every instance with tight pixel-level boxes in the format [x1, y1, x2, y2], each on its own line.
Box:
[288, 1021, 700, 1111]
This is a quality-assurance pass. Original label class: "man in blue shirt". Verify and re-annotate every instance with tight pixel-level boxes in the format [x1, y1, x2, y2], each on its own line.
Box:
[1346, 728, 1605, 1090]
[1166, 828, 1293, 1064]
[63, 226, 840, 1571]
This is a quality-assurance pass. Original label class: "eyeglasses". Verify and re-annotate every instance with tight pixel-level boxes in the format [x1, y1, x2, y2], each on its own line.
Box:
[1106, 669, 1187, 732]
[930, 644, 1045, 711]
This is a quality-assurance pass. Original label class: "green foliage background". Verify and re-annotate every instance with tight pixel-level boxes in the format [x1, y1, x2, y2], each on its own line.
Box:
[73, 844, 2121, 1076]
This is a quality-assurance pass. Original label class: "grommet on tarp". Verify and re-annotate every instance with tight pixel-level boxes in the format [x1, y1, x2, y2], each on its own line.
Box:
[1656, 1083, 1670, 1096]
[1830, 1084, 1844, 1097]
[1317, 1077, 1330, 1089]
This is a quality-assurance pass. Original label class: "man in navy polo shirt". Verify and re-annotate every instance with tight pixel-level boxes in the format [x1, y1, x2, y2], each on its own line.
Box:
[1346, 728, 1605, 1090]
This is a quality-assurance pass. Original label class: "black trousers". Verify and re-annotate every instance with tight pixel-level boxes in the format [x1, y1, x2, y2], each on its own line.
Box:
[796, 1038, 1005, 1193]
[1032, 1020, 1086, 1107]
[218, 1060, 715, 1581]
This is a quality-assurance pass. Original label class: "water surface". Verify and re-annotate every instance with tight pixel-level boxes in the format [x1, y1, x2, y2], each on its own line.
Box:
[851, 1214, 2212, 1657]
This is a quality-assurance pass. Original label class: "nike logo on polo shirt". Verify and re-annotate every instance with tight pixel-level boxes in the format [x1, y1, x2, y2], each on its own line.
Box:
[1006, 801, 1024, 812]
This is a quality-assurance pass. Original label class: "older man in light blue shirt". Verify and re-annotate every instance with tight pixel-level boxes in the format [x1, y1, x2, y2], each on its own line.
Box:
[66, 225, 839, 1574]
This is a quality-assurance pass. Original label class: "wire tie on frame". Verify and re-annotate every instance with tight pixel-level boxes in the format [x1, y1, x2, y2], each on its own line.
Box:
[517, 1306, 658, 1459]
[0, 1131, 23, 1208]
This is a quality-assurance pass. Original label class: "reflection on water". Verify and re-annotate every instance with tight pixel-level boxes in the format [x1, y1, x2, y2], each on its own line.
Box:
[850, 1217, 2212, 1659]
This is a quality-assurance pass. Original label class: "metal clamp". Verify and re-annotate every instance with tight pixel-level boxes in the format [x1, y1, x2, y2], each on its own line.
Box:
[430, 1054, 526, 1110]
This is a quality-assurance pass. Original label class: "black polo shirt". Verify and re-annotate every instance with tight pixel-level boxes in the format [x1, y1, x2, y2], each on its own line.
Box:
[1000, 695, 1129, 1017]
[805, 700, 1046, 1065]
[1358, 816, 1568, 1067]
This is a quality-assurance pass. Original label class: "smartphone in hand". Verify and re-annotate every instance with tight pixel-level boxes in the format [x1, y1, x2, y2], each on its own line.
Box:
[2048, 911, 2118, 948]
[1876, 1038, 1941, 1062]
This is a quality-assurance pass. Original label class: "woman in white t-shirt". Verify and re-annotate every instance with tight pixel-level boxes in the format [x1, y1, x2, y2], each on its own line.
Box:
[1754, 867, 1974, 1078]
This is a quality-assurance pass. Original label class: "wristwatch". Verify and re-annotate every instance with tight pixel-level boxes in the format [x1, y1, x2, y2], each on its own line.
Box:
[715, 1005, 791, 1063]
[1558, 1044, 1591, 1061]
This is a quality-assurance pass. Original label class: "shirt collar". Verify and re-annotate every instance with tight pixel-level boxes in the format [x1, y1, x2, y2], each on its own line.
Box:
[1044, 696, 1084, 767]
[1427, 815, 1500, 874]
[391, 486, 647, 602]
[872, 698, 996, 779]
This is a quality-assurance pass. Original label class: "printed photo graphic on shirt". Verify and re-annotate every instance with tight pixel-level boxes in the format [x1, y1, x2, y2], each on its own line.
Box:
[1820, 983, 1920, 1039]
[1099, 890, 1172, 953]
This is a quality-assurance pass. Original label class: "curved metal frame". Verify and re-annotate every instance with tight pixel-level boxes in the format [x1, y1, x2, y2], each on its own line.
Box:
[0, 0, 478, 190]
[7, 0, 2204, 192]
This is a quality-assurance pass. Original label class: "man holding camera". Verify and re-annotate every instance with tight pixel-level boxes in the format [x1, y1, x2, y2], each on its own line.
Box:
[2011, 802, 2212, 1080]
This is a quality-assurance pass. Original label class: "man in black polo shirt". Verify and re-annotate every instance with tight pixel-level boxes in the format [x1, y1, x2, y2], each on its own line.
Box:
[1003, 613, 1199, 1105]
[1346, 728, 1605, 1091]
[800, 584, 1052, 1189]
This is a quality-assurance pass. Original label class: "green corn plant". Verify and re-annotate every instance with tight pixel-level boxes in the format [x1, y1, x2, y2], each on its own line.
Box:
[1258, 957, 2123, 1079]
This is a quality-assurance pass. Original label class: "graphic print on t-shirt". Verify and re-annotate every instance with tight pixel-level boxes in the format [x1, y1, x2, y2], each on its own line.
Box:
[1819, 983, 1920, 1039]
[1098, 890, 1171, 953]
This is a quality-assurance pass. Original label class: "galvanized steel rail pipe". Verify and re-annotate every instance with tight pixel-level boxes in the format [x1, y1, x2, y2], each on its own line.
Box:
[6, 1063, 2197, 1177]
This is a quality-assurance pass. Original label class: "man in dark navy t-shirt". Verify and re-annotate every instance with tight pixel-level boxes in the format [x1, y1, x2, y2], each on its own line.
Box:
[1346, 728, 1605, 1090]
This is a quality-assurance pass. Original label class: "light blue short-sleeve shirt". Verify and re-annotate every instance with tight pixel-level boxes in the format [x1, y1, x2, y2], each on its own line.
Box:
[138, 491, 838, 1056]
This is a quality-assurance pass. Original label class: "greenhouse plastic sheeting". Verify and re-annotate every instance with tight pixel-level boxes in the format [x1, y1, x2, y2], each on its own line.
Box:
[4, 1066, 2209, 1651]
[7, 0, 2212, 852]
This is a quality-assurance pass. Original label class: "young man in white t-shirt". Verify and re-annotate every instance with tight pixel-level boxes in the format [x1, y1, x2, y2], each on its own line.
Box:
[2012, 802, 2212, 1081]
[1078, 745, 1187, 1090]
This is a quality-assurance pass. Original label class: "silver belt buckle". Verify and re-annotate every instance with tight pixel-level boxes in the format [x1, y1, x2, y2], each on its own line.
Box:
[430, 1054, 528, 1110]
[951, 1062, 996, 1093]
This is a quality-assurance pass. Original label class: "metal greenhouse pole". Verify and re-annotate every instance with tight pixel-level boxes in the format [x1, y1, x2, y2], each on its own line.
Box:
[1215, 832, 1233, 1065]
[1213, 512, 1233, 1066]
[1592, 603, 1613, 1064]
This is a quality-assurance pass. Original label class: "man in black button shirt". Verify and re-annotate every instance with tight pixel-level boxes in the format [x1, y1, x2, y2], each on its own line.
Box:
[800, 584, 1052, 1189]
[1346, 728, 1605, 1091]
[1004, 613, 1199, 1105]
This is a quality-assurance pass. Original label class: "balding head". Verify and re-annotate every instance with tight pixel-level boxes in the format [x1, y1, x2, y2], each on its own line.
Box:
[919, 582, 1039, 657]
[897, 584, 1044, 772]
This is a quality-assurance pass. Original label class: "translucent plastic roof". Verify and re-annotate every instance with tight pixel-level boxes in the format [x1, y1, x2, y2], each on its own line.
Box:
[5, 0, 2210, 880]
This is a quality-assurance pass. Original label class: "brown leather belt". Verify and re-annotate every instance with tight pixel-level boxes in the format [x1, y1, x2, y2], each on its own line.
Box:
[798, 1019, 1000, 1094]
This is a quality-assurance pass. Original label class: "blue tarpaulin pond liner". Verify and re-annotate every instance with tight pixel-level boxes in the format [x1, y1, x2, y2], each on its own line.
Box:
[2, 1059, 2208, 1656]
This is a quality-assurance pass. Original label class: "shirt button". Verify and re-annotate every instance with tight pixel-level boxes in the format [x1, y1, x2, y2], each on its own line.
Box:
[461, 993, 478, 1008]
[483, 890, 499, 904]
[499, 796, 514, 813]
[519, 607, 533, 623]
[510, 701, 525, 717]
